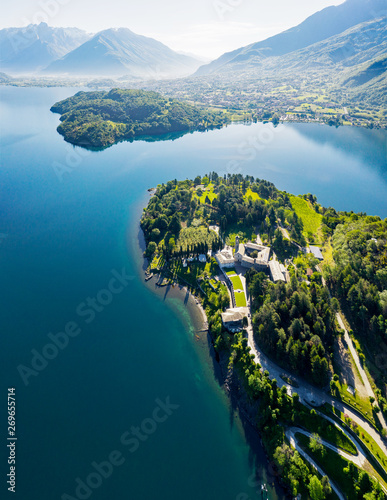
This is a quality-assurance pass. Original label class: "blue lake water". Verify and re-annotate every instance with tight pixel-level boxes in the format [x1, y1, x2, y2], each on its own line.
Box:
[0, 86, 386, 500]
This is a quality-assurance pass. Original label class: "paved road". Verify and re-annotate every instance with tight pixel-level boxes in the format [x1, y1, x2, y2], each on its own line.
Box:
[244, 304, 387, 458]
[337, 313, 387, 432]
[289, 427, 366, 467]
[286, 429, 345, 500]
[288, 426, 387, 495]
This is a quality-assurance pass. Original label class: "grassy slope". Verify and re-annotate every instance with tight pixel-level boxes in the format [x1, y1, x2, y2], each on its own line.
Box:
[289, 194, 322, 242]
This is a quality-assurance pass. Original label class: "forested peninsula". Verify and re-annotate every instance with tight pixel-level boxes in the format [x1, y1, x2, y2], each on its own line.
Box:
[141, 173, 387, 499]
[50, 89, 229, 148]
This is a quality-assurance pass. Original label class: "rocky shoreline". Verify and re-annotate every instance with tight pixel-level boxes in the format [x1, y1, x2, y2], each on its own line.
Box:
[143, 269, 287, 498]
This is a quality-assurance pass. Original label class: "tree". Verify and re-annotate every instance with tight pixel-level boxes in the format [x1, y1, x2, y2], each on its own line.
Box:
[168, 213, 181, 234]
[358, 471, 372, 496]
[309, 433, 325, 456]
[145, 241, 157, 257]
[151, 228, 161, 240]
[321, 476, 331, 496]
[308, 476, 324, 500]
[331, 297, 340, 314]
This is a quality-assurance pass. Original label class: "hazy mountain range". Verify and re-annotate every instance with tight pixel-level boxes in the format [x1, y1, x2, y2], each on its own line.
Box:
[44, 28, 201, 79]
[0, 0, 385, 83]
[0, 23, 202, 78]
[195, 0, 386, 76]
[0, 23, 90, 73]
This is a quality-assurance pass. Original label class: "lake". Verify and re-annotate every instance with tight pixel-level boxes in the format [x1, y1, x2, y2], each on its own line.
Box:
[0, 86, 386, 500]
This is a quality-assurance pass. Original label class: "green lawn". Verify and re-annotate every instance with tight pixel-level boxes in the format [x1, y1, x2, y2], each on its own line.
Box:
[230, 275, 243, 291]
[234, 291, 247, 308]
[288, 194, 322, 243]
[225, 268, 237, 276]
[229, 274, 246, 307]
[244, 188, 264, 202]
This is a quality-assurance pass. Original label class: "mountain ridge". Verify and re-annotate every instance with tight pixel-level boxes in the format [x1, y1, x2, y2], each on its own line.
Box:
[194, 0, 387, 76]
[0, 22, 91, 73]
[44, 27, 202, 79]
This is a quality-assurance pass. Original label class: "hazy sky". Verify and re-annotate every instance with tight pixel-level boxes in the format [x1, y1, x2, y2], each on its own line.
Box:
[4, 0, 346, 59]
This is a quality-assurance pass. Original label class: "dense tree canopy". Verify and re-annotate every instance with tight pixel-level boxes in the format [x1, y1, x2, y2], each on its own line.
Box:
[51, 89, 229, 148]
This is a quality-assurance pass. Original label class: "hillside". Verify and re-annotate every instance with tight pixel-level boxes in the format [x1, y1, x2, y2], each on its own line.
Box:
[50, 88, 229, 148]
[0, 23, 90, 73]
[195, 0, 386, 76]
[45, 28, 201, 79]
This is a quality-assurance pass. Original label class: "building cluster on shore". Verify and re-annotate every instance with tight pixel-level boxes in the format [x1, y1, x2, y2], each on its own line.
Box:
[214, 236, 291, 332]
[215, 236, 287, 282]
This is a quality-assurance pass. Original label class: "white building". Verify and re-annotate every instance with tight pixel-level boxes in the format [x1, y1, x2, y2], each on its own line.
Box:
[309, 246, 324, 260]
[234, 236, 271, 271]
[214, 247, 235, 268]
[269, 260, 286, 282]
[221, 308, 247, 332]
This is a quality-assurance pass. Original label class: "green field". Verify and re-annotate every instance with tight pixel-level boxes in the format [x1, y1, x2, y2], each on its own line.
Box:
[234, 291, 247, 308]
[225, 268, 237, 276]
[288, 194, 322, 242]
[230, 275, 243, 291]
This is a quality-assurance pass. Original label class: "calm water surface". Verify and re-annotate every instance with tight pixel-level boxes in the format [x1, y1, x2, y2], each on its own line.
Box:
[0, 86, 386, 500]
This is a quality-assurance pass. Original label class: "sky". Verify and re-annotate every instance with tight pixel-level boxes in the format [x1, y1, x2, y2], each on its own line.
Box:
[3, 0, 346, 59]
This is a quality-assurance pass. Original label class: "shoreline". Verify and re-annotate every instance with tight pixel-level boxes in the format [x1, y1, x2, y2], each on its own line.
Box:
[142, 270, 287, 498]
[136, 222, 286, 498]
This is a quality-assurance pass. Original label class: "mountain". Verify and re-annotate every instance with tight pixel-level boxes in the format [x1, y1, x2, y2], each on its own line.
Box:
[259, 18, 387, 73]
[343, 53, 387, 86]
[0, 23, 91, 73]
[44, 28, 202, 79]
[195, 0, 387, 76]
[0, 72, 11, 82]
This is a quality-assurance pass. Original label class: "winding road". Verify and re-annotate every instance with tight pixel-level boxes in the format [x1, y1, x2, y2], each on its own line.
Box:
[286, 428, 346, 500]
[243, 294, 387, 458]
[336, 313, 387, 432]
